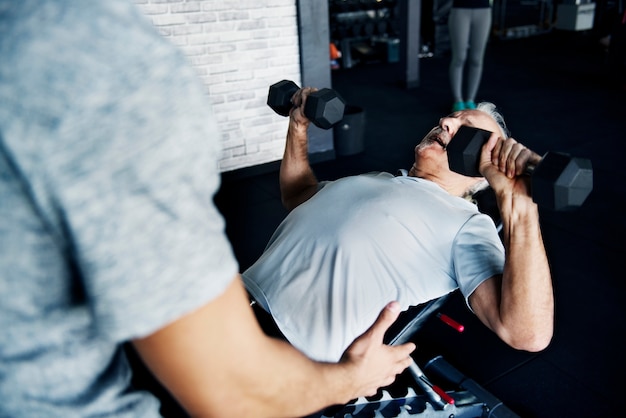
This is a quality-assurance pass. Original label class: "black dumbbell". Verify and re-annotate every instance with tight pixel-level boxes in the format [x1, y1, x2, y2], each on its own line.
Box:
[447, 126, 593, 211]
[267, 80, 346, 130]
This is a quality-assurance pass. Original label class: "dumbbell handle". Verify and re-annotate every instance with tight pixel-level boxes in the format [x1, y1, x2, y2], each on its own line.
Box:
[267, 80, 346, 130]
[447, 126, 593, 210]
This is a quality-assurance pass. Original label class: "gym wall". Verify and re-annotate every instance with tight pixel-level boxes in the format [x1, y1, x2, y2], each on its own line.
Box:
[134, 0, 302, 172]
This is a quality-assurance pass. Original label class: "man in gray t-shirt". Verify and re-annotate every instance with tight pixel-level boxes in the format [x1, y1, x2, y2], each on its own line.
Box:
[0, 1, 416, 416]
[244, 172, 504, 361]
[245, 87, 555, 362]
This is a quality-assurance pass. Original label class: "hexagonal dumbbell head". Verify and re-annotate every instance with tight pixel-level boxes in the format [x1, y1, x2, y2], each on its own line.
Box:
[304, 88, 346, 130]
[446, 126, 491, 177]
[531, 152, 593, 211]
[267, 80, 299, 117]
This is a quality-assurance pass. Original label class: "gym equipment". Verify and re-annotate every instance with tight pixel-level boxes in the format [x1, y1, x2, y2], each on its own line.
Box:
[267, 80, 346, 130]
[425, 356, 521, 418]
[408, 359, 454, 409]
[446, 126, 593, 211]
[302, 292, 521, 417]
[305, 354, 520, 417]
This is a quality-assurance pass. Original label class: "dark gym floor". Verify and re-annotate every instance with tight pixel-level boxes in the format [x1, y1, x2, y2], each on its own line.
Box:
[214, 30, 625, 418]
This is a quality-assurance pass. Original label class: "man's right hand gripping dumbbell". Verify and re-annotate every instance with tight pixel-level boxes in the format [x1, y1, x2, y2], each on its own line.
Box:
[267, 80, 346, 130]
[447, 126, 593, 211]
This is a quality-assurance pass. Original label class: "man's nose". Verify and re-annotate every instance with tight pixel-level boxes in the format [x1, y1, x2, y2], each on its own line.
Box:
[439, 117, 454, 133]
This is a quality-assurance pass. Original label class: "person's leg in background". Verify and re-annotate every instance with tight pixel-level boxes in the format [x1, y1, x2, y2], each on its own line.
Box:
[448, 8, 472, 112]
[464, 8, 492, 109]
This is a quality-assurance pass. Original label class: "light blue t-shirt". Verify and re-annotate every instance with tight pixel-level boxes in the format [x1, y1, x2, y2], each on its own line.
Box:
[0, 1, 238, 416]
[243, 173, 504, 362]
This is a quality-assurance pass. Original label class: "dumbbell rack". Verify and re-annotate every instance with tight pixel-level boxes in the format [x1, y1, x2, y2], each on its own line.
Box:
[329, 0, 401, 69]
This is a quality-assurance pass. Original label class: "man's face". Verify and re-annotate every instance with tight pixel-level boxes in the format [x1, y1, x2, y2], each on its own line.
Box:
[418, 109, 502, 151]
[414, 109, 502, 173]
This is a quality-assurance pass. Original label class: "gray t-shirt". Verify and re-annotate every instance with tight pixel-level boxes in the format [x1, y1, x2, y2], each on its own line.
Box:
[0, 1, 238, 416]
[243, 173, 504, 362]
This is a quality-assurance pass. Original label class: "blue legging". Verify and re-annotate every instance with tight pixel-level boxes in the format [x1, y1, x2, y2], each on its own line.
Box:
[448, 8, 492, 103]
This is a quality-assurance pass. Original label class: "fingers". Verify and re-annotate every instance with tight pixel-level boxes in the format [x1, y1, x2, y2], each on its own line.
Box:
[359, 344, 415, 397]
[343, 301, 416, 361]
[290, 86, 318, 109]
[367, 301, 417, 368]
[367, 301, 402, 341]
[373, 302, 417, 354]
[362, 302, 416, 352]
[349, 343, 415, 398]
[289, 87, 318, 126]
[339, 301, 416, 401]
[490, 137, 532, 178]
[500, 140, 525, 178]
[479, 132, 500, 177]
[390, 344, 417, 374]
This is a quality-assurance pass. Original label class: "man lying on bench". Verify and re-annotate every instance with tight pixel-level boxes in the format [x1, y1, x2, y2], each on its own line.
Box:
[243, 87, 554, 362]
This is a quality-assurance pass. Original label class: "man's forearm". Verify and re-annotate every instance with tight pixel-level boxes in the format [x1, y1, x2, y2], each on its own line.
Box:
[498, 192, 554, 351]
[279, 120, 319, 210]
[132, 280, 345, 417]
[133, 277, 412, 417]
[473, 135, 554, 351]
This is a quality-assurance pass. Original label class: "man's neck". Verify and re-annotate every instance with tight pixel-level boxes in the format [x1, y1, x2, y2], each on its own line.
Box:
[408, 164, 484, 197]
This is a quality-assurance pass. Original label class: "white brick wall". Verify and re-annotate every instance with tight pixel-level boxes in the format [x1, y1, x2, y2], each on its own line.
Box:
[134, 0, 301, 172]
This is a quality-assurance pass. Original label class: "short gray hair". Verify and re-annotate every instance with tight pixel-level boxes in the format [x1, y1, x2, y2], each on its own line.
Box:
[476, 102, 509, 138]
